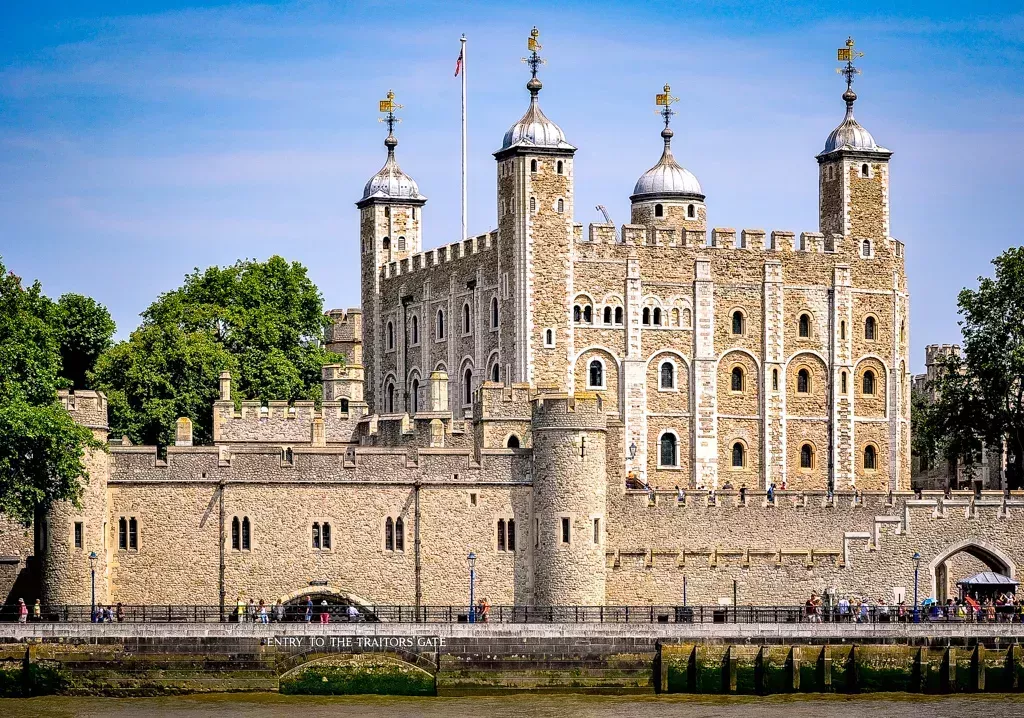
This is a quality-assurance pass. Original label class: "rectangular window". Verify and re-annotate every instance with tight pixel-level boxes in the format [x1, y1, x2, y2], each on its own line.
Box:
[231, 517, 240, 550]
[593, 518, 600, 545]
[128, 517, 138, 550]
[507, 519, 516, 552]
[118, 518, 127, 550]
[322, 522, 331, 550]
[74, 522, 83, 549]
[241, 517, 251, 551]
[534, 518, 539, 548]
[561, 517, 570, 544]
[497, 519, 506, 552]
[312, 522, 321, 550]
[469, 492, 478, 507]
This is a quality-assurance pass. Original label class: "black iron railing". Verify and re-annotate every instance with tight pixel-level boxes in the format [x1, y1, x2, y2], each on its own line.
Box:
[1, 603, 1021, 624]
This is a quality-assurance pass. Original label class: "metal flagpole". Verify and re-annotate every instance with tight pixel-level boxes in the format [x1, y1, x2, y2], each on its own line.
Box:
[461, 34, 467, 242]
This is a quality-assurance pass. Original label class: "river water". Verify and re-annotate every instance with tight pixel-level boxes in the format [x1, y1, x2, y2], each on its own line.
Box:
[5, 694, 1024, 717]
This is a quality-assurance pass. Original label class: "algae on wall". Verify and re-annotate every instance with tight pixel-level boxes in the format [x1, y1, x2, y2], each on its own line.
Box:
[279, 654, 435, 696]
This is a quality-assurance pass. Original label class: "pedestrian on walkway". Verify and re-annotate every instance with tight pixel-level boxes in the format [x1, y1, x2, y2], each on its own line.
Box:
[767, 483, 776, 504]
[17, 599, 27, 623]
[274, 599, 285, 622]
[305, 598, 313, 623]
[320, 600, 330, 624]
[32, 599, 41, 622]
[247, 598, 256, 623]
[237, 595, 246, 623]
[116, 602, 125, 622]
[259, 599, 269, 624]
[347, 604, 359, 622]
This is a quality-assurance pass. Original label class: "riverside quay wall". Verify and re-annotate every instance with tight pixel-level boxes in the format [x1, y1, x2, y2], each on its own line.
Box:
[2, 623, 1024, 696]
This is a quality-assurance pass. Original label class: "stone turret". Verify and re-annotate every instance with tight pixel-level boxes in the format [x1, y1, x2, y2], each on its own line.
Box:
[530, 392, 607, 605]
[43, 390, 111, 606]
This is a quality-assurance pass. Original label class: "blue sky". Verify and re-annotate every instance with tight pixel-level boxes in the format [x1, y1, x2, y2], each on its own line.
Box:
[2, 1, 1022, 373]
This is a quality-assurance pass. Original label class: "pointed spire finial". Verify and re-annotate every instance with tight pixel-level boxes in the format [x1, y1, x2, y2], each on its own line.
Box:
[835, 36, 865, 108]
[521, 26, 546, 97]
[378, 89, 404, 152]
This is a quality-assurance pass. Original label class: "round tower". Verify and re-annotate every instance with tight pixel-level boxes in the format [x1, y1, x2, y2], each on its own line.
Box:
[530, 392, 607, 606]
[42, 390, 111, 606]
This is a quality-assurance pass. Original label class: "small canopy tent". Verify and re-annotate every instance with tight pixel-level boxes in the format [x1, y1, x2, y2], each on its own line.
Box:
[957, 571, 1018, 600]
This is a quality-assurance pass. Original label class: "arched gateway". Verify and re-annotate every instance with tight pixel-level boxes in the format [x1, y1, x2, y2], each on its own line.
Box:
[928, 539, 1016, 603]
[277, 586, 384, 622]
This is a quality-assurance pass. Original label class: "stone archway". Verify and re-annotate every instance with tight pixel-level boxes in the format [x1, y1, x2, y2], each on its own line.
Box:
[276, 586, 384, 621]
[927, 539, 1016, 602]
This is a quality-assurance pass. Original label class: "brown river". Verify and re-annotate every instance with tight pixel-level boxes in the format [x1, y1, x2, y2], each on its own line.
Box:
[4, 694, 1024, 717]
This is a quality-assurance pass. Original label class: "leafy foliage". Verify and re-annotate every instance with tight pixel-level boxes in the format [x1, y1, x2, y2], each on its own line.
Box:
[0, 259, 102, 524]
[925, 247, 1024, 487]
[54, 293, 116, 390]
[93, 256, 340, 445]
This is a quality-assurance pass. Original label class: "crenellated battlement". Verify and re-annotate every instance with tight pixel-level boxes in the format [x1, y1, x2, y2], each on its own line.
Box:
[473, 381, 533, 421]
[924, 343, 961, 367]
[579, 224, 847, 254]
[58, 389, 109, 429]
[531, 391, 607, 428]
[381, 230, 498, 282]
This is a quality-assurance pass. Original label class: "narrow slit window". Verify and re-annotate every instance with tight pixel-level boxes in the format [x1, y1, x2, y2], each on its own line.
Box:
[74, 522, 83, 549]
[128, 517, 138, 550]
[801, 444, 813, 469]
[772, 368, 779, 391]
[732, 442, 744, 468]
[118, 518, 126, 550]
[497, 519, 506, 552]
[384, 517, 394, 551]
[507, 519, 516, 551]
[799, 313, 810, 338]
[615, 307, 623, 324]
[593, 518, 600, 544]
[312, 522, 321, 550]
[241, 516, 251, 550]
[561, 517, 570, 544]
[395, 518, 404, 551]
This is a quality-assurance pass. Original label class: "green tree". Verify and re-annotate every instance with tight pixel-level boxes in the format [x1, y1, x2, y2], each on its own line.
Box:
[94, 256, 340, 445]
[55, 293, 116, 390]
[0, 259, 102, 524]
[929, 246, 1024, 488]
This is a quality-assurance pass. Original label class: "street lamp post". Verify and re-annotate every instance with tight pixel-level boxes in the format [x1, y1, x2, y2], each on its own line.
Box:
[912, 551, 922, 624]
[88, 551, 98, 622]
[467, 551, 477, 624]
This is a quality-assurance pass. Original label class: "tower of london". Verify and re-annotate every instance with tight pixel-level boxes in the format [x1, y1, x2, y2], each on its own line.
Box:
[6, 33, 1023, 614]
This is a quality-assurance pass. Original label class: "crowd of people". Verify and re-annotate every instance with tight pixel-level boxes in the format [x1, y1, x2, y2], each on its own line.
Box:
[803, 591, 1024, 622]
[234, 595, 363, 624]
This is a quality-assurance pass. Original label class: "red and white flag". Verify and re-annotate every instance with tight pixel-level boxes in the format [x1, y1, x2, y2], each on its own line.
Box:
[455, 46, 463, 77]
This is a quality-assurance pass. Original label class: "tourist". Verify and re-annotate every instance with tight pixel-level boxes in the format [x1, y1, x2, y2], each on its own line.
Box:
[722, 480, 734, 491]
[780, 478, 788, 491]
[767, 483, 776, 504]
[480, 596, 491, 623]
[739, 485, 747, 503]
[897, 599, 907, 622]
[259, 599, 268, 624]
[17, 599, 27, 623]
[116, 603, 125, 622]
[347, 604, 359, 622]
[877, 600, 890, 622]
[247, 598, 257, 623]
[805, 594, 816, 622]
[859, 597, 870, 623]
[838, 595, 850, 621]
[275, 600, 285, 622]
[320, 600, 330, 624]
[236, 595, 246, 623]
[676, 485, 685, 502]
[32, 599, 41, 622]
[305, 598, 313, 622]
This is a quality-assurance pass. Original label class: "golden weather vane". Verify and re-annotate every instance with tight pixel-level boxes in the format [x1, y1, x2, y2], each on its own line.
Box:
[655, 83, 680, 128]
[836, 36, 865, 91]
[378, 89, 403, 135]
[521, 26, 546, 78]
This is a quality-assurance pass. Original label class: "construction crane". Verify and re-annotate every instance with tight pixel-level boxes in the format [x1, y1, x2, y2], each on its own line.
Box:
[595, 205, 615, 225]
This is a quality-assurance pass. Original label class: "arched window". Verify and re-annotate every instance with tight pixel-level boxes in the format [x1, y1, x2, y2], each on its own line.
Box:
[603, 306, 612, 324]
[583, 305, 593, 323]
[491, 297, 499, 328]
[118, 517, 127, 550]
[862, 369, 876, 395]
[556, 160, 563, 174]
[588, 359, 604, 388]
[573, 305, 582, 323]
[862, 239, 871, 257]
[497, 518, 506, 552]
[687, 204, 695, 218]
[671, 308, 679, 326]
[841, 371, 847, 394]
[865, 316, 876, 340]
[653, 307, 662, 325]
[530, 159, 538, 173]
[382, 236, 390, 251]
[411, 315, 419, 344]
[797, 368, 810, 393]
[385, 517, 394, 551]
[463, 303, 471, 334]
[411, 378, 419, 414]
[798, 313, 810, 338]
[464, 368, 473, 405]
[655, 204, 664, 217]
[614, 307, 623, 324]
[312, 521, 321, 549]
[682, 308, 692, 326]
[506, 435, 520, 449]
[386, 381, 395, 413]
[772, 368, 779, 391]
[660, 362, 674, 389]
[731, 366, 744, 392]
[642, 308, 651, 325]
[660, 432, 678, 467]
[800, 444, 813, 469]
[395, 518, 404, 551]
[530, 196, 536, 213]
[241, 516, 250, 550]
[491, 363, 500, 382]
[437, 309, 445, 339]
[864, 445, 877, 470]
[557, 198, 564, 213]
[341, 398, 349, 413]
[322, 522, 331, 550]
[544, 328, 554, 347]
[231, 516, 240, 550]
[732, 442, 745, 468]
[386, 321, 395, 350]
[397, 236, 406, 251]
[861, 163, 869, 177]
[840, 320, 846, 340]
[731, 310, 744, 335]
